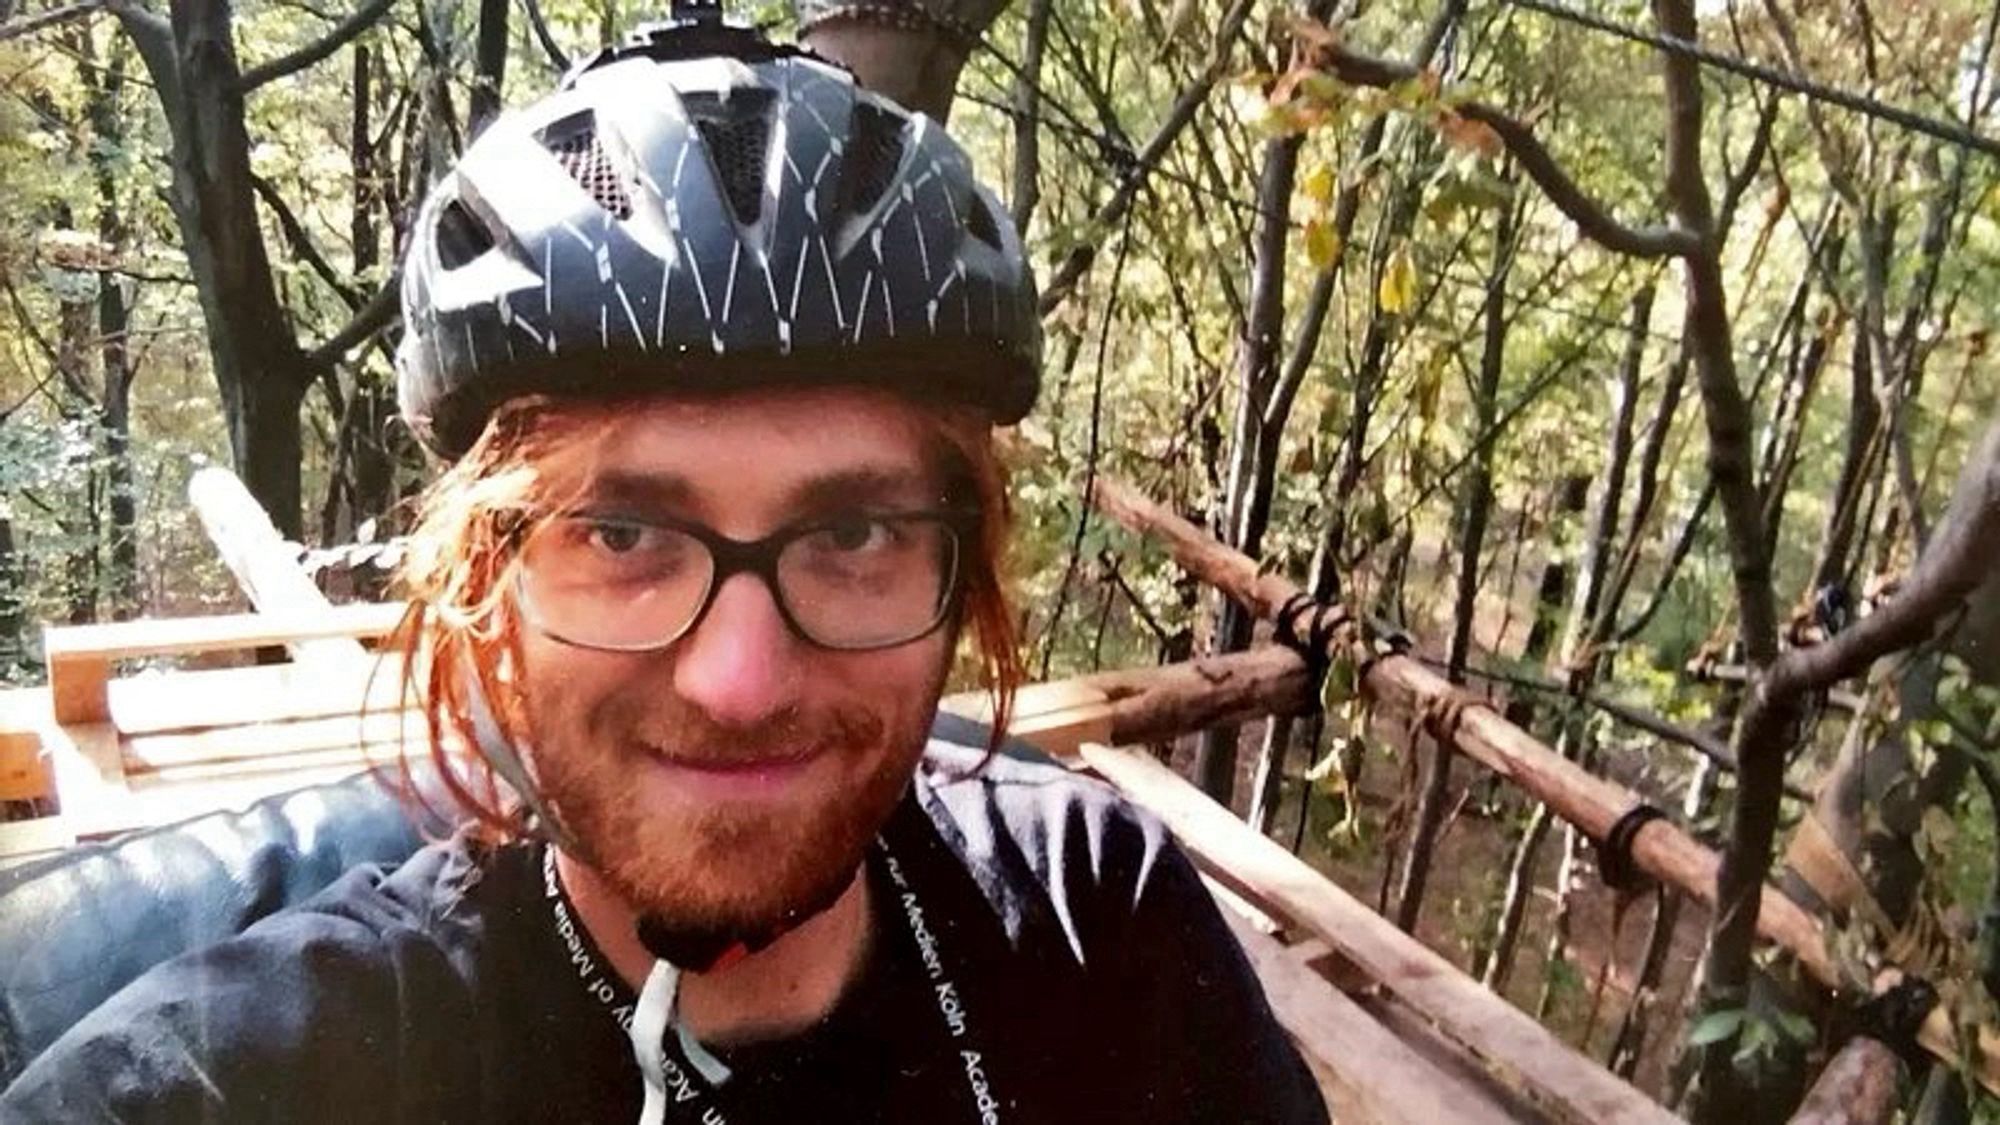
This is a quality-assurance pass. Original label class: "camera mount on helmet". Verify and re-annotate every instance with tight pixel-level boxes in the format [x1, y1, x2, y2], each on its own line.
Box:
[563, 0, 818, 86]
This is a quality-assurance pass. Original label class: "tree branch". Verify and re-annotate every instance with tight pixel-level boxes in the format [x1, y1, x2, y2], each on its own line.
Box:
[238, 0, 394, 92]
[1036, 0, 1257, 315]
[1308, 42, 1700, 259]
[303, 280, 397, 369]
[250, 173, 364, 308]
[517, 0, 568, 71]
[1767, 410, 2000, 697]
[0, 0, 123, 43]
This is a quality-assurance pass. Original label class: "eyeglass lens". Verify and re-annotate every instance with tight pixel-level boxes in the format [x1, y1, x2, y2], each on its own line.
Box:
[517, 514, 961, 651]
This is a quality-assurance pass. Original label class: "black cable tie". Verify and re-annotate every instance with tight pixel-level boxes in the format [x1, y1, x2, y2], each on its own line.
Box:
[1853, 975, 1939, 1071]
[1272, 593, 1350, 714]
[1598, 803, 1668, 892]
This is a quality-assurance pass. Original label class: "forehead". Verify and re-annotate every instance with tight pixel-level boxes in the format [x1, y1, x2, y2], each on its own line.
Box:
[530, 386, 953, 523]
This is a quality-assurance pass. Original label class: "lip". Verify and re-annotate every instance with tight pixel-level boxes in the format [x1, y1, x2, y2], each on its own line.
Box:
[639, 744, 828, 800]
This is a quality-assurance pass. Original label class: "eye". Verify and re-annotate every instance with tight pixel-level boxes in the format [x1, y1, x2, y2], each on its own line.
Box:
[822, 514, 890, 552]
[587, 519, 648, 554]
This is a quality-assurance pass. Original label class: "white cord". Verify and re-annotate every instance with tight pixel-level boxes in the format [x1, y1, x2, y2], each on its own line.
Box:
[630, 960, 680, 1125]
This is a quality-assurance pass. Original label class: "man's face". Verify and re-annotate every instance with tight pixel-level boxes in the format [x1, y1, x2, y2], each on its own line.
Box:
[512, 385, 959, 940]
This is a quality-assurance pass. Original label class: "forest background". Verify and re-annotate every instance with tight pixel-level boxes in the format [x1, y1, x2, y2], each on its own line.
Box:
[2, 0, 1999, 1119]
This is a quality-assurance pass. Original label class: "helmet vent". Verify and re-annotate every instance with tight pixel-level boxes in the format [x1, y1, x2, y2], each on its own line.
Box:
[683, 90, 773, 227]
[435, 199, 494, 270]
[544, 119, 634, 221]
[837, 103, 905, 221]
[965, 193, 1002, 250]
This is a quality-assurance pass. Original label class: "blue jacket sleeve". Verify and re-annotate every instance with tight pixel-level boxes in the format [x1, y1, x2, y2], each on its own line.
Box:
[0, 864, 478, 1124]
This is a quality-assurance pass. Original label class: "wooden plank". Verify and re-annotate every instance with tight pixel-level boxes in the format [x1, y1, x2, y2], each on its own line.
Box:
[125, 711, 422, 775]
[48, 652, 110, 724]
[0, 816, 76, 868]
[1077, 742, 1680, 1125]
[44, 602, 407, 665]
[940, 681, 1116, 758]
[0, 687, 51, 803]
[189, 467, 371, 668]
[1220, 908, 1518, 1125]
[938, 649, 1306, 762]
[109, 657, 410, 737]
[129, 745, 394, 788]
[39, 719, 131, 825]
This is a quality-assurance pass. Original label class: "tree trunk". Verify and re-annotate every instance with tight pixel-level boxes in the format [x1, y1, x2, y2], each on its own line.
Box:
[87, 40, 138, 617]
[1007, 0, 1052, 233]
[467, 0, 509, 139]
[1506, 473, 1591, 729]
[1395, 187, 1520, 931]
[53, 231, 98, 625]
[797, 0, 1006, 121]
[1479, 799, 1553, 993]
[1193, 121, 1305, 804]
[1570, 284, 1656, 659]
[118, 0, 318, 537]
[0, 509, 23, 673]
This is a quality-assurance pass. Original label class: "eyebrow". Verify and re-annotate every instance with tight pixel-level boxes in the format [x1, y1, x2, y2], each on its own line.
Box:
[579, 464, 942, 519]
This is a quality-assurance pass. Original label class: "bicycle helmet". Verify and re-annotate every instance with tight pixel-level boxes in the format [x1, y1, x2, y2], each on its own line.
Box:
[395, 12, 1040, 458]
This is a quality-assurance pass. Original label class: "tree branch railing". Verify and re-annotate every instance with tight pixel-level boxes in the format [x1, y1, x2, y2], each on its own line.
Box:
[1083, 471, 2000, 1094]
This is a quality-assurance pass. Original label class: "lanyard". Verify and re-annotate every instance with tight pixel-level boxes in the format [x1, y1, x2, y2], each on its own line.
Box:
[540, 818, 1006, 1123]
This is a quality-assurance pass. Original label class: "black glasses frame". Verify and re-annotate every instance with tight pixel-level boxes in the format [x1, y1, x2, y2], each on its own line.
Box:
[515, 508, 978, 653]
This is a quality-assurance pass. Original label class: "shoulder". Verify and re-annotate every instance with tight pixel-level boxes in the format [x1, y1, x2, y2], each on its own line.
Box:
[915, 741, 1330, 1124]
[914, 739, 1190, 954]
[0, 834, 512, 1122]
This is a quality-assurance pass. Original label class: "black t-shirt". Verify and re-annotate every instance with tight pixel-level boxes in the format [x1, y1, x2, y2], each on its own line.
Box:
[1, 744, 1327, 1124]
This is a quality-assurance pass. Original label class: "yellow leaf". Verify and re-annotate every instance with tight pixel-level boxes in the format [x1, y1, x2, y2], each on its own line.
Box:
[1304, 218, 1342, 270]
[1301, 162, 1336, 207]
[1416, 353, 1444, 426]
[1378, 243, 1418, 314]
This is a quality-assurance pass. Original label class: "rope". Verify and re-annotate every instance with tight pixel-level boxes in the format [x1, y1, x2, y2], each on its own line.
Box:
[1271, 593, 1352, 711]
[1597, 802, 1668, 892]
[1853, 974, 1940, 1069]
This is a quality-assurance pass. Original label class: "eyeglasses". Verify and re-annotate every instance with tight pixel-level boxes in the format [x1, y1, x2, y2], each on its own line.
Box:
[513, 509, 973, 652]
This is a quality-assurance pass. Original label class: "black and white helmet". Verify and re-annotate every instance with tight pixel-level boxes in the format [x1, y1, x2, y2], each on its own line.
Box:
[396, 17, 1040, 458]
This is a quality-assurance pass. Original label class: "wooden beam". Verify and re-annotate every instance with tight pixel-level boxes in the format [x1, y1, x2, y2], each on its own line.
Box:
[43, 603, 403, 726]
[45, 602, 407, 665]
[1219, 908, 1520, 1125]
[1787, 1037, 1902, 1125]
[941, 647, 1310, 758]
[189, 467, 371, 667]
[0, 815, 76, 870]
[1077, 742, 1679, 1125]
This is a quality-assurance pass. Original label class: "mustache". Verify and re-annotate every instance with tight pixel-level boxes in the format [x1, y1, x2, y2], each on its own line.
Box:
[626, 699, 889, 765]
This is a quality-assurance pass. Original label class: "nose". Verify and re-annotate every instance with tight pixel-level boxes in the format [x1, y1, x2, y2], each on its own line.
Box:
[670, 571, 803, 726]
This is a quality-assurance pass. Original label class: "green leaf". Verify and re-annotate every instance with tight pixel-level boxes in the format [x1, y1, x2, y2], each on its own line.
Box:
[1775, 1011, 1816, 1044]
[1687, 1009, 1747, 1047]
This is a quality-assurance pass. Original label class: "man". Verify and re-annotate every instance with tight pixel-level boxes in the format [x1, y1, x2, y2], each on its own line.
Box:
[2, 10, 1325, 1123]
